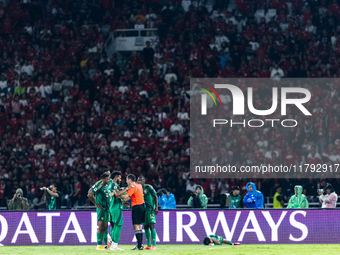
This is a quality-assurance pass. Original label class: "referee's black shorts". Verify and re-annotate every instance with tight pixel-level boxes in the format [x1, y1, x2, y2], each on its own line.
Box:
[132, 204, 145, 225]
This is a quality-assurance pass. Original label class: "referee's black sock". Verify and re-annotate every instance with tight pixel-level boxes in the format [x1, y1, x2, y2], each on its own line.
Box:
[135, 230, 143, 248]
[138, 230, 143, 248]
[139, 230, 143, 248]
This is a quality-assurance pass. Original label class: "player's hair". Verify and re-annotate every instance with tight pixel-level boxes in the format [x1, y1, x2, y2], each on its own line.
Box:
[111, 171, 122, 179]
[166, 187, 172, 193]
[138, 176, 146, 180]
[103, 169, 111, 174]
[325, 184, 335, 193]
[100, 173, 110, 179]
[127, 174, 136, 182]
[203, 237, 211, 245]
[51, 183, 57, 189]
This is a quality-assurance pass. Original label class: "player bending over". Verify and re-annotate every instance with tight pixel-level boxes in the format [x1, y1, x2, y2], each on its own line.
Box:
[88, 173, 111, 251]
[203, 235, 241, 246]
[137, 176, 158, 250]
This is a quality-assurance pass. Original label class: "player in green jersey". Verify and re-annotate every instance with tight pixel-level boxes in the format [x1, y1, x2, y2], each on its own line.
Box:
[203, 235, 241, 246]
[102, 169, 112, 249]
[101, 169, 129, 250]
[107, 171, 130, 251]
[137, 176, 158, 250]
[88, 173, 111, 251]
[42, 183, 62, 210]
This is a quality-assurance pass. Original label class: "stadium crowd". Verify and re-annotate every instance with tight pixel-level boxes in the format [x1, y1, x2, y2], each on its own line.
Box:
[0, 0, 340, 210]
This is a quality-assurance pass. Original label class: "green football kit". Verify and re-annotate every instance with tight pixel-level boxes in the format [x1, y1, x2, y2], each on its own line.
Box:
[91, 180, 110, 222]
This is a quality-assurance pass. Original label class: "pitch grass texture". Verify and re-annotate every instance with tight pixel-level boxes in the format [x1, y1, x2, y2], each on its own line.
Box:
[0, 244, 339, 255]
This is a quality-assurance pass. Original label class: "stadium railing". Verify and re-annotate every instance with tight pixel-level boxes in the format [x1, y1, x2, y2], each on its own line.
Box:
[2, 197, 340, 210]
[73, 203, 337, 210]
[264, 196, 340, 208]
[264, 202, 329, 208]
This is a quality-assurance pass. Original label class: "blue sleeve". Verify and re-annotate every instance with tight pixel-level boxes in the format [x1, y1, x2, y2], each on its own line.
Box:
[163, 194, 171, 208]
[169, 194, 176, 209]
[163, 195, 175, 207]
[256, 192, 264, 208]
[243, 193, 251, 208]
[163, 195, 168, 204]
[158, 196, 164, 207]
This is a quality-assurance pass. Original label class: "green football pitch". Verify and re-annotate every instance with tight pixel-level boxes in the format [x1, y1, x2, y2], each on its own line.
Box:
[0, 244, 339, 255]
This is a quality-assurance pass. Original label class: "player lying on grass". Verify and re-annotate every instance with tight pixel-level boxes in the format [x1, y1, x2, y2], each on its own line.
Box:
[203, 235, 241, 246]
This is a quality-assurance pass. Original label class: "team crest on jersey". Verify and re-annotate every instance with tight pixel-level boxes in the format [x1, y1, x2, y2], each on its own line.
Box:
[144, 190, 147, 194]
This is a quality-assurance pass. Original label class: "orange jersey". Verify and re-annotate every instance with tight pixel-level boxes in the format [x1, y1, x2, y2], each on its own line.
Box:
[126, 183, 145, 206]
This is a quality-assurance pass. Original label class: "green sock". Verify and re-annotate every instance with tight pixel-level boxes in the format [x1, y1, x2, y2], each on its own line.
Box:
[97, 233, 103, 245]
[151, 228, 157, 246]
[113, 225, 122, 243]
[145, 228, 151, 247]
[110, 227, 114, 241]
[103, 229, 108, 245]
[227, 241, 233, 245]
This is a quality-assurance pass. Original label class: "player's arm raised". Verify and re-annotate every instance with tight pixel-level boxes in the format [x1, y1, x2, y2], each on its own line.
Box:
[43, 187, 59, 197]
[110, 188, 131, 208]
[116, 184, 136, 201]
[116, 182, 136, 199]
[115, 186, 129, 197]
[118, 192, 130, 201]
[115, 188, 131, 201]
[87, 188, 102, 210]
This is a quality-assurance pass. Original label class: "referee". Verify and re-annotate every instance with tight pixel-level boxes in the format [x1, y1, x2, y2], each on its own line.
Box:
[115, 174, 145, 250]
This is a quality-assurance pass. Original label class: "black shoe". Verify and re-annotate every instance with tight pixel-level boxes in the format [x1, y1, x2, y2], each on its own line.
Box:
[132, 245, 144, 250]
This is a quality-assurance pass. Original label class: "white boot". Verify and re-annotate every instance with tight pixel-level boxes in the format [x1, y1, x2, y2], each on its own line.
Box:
[110, 242, 124, 251]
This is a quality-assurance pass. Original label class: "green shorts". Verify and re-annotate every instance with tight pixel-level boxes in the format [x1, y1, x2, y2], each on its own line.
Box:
[110, 209, 123, 226]
[143, 208, 156, 225]
[97, 208, 110, 223]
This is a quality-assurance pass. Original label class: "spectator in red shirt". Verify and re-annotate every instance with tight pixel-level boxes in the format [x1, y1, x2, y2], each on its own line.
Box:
[71, 176, 82, 208]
